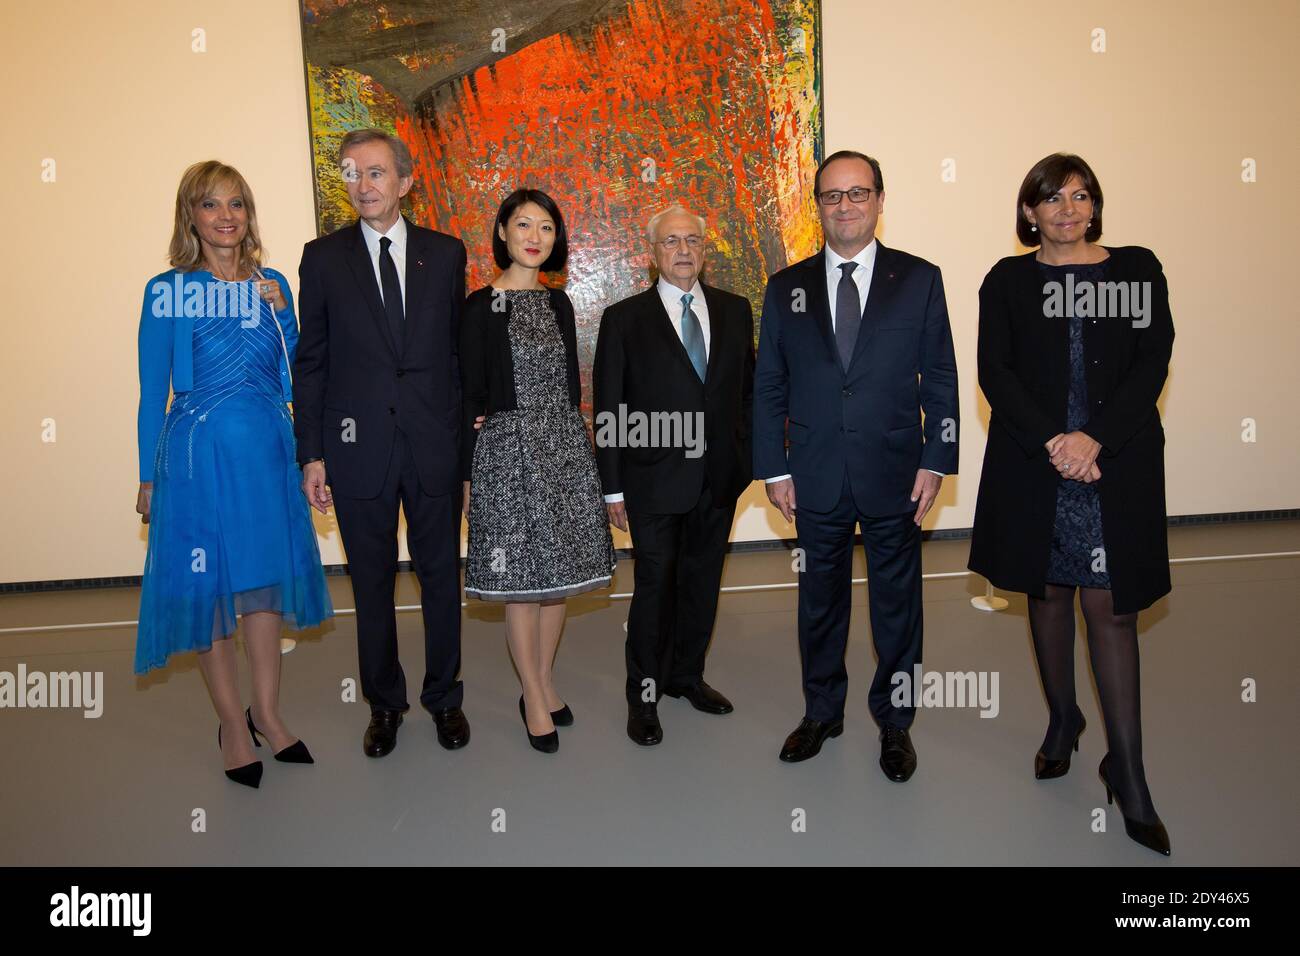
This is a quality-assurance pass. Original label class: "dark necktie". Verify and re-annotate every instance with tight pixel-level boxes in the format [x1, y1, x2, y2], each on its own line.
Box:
[835, 261, 861, 371]
[378, 235, 404, 353]
[680, 292, 707, 382]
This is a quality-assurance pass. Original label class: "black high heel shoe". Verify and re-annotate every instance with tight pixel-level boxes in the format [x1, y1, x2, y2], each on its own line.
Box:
[1034, 712, 1086, 779]
[217, 724, 263, 788]
[518, 696, 558, 753]
[1099, 753, 1171, 856]
[550, 703, 574, 727]
[246, 707, 314, 764]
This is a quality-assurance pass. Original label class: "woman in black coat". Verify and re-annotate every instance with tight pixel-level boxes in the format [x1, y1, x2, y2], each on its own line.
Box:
[968, 153, 1174, 855]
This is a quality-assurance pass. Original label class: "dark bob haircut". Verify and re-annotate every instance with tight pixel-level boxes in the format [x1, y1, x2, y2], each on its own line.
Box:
[814, 150, 884, 197]
[492, 188, 568, 272]
[1015, 153, 1104, 247]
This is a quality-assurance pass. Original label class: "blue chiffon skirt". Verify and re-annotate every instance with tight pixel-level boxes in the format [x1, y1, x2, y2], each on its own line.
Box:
[135, 390, 332, 674]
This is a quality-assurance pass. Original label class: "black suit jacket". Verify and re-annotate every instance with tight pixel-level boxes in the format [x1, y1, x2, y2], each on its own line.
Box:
[753, 242, 960, 514]
[968, 245, 1174, 613]
[293, 217, 467, 499]
[593, 282, 754, 514]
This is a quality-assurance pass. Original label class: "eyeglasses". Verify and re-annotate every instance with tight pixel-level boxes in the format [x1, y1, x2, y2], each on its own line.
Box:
[816, 187, 878, 206]
[654, 235, 704, 250]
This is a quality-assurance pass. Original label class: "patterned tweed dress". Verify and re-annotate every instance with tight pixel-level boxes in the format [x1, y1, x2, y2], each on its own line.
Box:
[463, 289, 616, 602]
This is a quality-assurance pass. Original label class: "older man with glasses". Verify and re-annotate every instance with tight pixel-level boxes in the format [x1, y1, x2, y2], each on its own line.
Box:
[593, 204, 755, 746]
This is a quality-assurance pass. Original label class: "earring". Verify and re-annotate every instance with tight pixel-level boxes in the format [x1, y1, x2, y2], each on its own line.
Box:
[1030, 224, 1038, 232]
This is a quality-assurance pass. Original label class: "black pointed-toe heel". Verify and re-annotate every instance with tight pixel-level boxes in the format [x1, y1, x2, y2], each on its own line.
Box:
[1034, 713, 1087, 780]
[218, 724, 263, 789]
[550, 703, 574, 727]
[270, 739, 314, 763]
[1099, 753, 1171, 856]
[246, 707, 314, 764]
[519, 696, 558, 753]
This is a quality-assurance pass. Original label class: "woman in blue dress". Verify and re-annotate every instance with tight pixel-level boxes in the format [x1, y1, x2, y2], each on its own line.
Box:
[136, 161, 332, 788]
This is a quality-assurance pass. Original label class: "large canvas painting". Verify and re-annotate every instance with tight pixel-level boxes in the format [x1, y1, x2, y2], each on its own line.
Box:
[299, 0, 824, 408]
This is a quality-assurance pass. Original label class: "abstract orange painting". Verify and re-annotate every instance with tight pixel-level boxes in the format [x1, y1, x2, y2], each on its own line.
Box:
[300, 0, 823, 406]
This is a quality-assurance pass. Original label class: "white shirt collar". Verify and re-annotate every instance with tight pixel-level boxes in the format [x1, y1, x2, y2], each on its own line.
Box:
[359, 214, 407, 252]
[657, 276, 705, 310]
[825, 238, 877, 275]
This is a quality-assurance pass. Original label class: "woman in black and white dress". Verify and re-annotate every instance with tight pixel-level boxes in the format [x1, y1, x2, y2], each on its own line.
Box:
[460, 188, 616, 753]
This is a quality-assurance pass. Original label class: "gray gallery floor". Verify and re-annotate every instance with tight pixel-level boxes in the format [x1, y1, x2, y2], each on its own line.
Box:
[0, 520, 1296, 866]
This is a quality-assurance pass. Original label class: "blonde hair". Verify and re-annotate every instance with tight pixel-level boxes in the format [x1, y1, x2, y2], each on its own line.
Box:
[167, 161, 265, 274]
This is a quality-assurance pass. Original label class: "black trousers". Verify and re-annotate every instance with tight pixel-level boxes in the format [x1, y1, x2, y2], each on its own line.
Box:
[795, 471, 923, 727]
[624, 476, 734, 704]
[332, 430, 463, 714]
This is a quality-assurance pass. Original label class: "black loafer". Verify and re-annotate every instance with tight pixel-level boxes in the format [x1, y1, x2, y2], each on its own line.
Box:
[879, 725, 917, 782]
[432, 707, 470, 750]
[627, 701, 663, 746]
[663, 680, 734, 715]
[363, 710, 403, 758]
[778, 717, 843, 762]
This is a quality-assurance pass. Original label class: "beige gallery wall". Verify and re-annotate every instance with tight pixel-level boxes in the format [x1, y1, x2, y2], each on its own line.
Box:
[0, 0, 1296, 584]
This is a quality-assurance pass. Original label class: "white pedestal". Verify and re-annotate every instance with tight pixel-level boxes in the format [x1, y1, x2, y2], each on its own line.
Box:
[970, 580, 1009, 612]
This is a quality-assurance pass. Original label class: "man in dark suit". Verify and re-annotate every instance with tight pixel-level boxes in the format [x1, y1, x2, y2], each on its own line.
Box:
[294, 128, 470, 757]
[754, 151, 959, 780]
[594, 204, 754, 746]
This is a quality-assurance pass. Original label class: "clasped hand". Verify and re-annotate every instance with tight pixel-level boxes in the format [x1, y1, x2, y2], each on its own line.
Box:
[1045, 431, 1101, 483]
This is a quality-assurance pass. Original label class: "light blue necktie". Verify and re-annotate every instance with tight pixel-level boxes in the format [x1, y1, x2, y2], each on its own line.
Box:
[680, 293, 707, 382]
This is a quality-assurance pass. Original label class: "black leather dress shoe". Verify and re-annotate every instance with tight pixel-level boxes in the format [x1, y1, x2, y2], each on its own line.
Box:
[778, 717, 843, 762]
[432, 707, 470, 750]
[627, 701, 663, 746]
[363, 710, 403, 758]
[879, 725, 917, 782]
[663, 680, 734, 715]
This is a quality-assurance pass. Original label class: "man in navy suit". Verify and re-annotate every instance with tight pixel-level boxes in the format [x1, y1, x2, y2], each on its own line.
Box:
[294, 128, 470, 758]
[754, 151, 958, 780]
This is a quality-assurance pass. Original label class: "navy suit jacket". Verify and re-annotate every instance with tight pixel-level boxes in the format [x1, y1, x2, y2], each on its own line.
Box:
[753, 241, 959, 515]
[293, 217, 467, 499]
